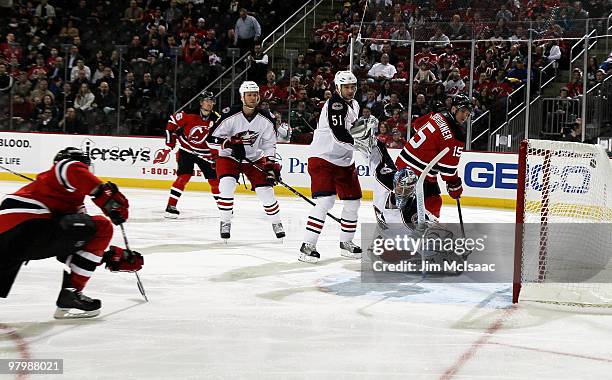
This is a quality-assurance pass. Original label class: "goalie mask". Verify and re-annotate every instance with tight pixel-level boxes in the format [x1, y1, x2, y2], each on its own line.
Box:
[393, 168, 418, 209]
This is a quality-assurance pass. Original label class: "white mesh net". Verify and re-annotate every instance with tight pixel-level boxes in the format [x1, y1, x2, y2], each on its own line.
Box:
[517, 139, 612, 306]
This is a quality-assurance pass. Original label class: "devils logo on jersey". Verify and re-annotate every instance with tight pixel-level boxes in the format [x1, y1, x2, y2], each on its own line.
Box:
[166, 111, 219, 159]
[188, 125, 209, 145]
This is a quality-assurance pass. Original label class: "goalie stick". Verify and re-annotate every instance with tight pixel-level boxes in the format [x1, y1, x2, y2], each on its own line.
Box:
[244, 157, 342, 224]
[0, 165, 148, 301]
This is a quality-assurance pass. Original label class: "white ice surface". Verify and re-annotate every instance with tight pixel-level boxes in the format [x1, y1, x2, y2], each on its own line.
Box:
[1, 181, 612, 380]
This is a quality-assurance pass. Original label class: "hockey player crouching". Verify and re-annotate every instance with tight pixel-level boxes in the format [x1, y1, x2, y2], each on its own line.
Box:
[360, 135, 462, 272]
[299, 71, 363, 263]
[0, 148, 143, 319]
[395, 94, 473, 218]
[164, 91, 221, 218]
[206, 81, 284, 240]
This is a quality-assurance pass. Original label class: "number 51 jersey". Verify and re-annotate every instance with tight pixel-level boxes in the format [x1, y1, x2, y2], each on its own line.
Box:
[395, 112, 466, 184]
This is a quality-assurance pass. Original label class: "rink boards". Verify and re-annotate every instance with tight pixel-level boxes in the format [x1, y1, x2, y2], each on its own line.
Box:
[0, 131, 518, 209]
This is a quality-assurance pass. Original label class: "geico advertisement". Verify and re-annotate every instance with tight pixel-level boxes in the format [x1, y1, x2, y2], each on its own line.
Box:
[1, 131, 529, 200]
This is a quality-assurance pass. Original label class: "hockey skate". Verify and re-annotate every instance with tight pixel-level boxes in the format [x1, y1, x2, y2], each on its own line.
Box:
[298, 242, 320, 263]
[164, 205, 179, 219]
[272, 223, 285, 239]
[220, 221, 231, 240]
[54, 288, 101, 319]
[340, 241, 362, 259]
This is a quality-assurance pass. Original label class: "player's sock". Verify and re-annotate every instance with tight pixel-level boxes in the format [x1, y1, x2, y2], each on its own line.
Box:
[167, 174, 191, 208]
[66, 250, 103, 291]
[339, 199, 360, 243]
[303, 195, 335, 246]
[208, 178, 221, 210]
[255, 186, 281, 221]
[218, 176, 236, 224]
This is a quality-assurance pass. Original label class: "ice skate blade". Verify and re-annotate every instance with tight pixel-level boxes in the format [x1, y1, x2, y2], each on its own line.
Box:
[164, 212, 178, 219]
[54, 307, 100, 319]
[298, 253, 319, 264]
[340, 251, 362, 259]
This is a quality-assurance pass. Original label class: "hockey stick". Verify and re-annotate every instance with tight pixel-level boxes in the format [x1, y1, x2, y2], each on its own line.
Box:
[243, 157, 342, 224]
[0, 165, 34, 181]
[120, 224, 149, 302]
[0, 166, 149, 301]
[456, 198, 466, 238]
[416, 147, 449, 225]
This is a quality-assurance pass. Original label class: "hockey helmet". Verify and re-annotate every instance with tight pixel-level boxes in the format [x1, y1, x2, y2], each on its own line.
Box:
[239, 81, 260, 106]
[451, 94, 474, 114]
[198, 90, 216, 103]
[54, 147, 91, 166]
[334, 70, 357, 93]
[393, 168, 418, 209]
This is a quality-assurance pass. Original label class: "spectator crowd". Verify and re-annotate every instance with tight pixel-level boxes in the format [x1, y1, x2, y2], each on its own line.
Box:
[0, 0, 297, 135]
[0, 0, 610, 148]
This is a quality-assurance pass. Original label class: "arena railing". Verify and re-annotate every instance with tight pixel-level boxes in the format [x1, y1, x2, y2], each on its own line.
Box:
[176, 0, 324, 114]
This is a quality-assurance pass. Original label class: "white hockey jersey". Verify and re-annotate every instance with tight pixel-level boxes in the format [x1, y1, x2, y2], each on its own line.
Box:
[207, 106, 277, 162]
[310, 92, 360, 167]
[370, 140, 413, 229]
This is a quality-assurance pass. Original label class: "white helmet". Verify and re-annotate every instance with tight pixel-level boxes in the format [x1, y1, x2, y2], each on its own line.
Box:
[239, 81, 260, 102]
[334, 70, 357, 94]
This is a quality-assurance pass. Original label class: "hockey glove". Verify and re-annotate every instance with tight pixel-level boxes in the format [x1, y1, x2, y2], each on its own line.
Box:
[261, 158, 281, 186]
[103, 246, 144, 272]
[225, 139, 246, 160]
[166, 133, 177, 149]
[92, 182, 130, 225]
[446, 177, 463, 199]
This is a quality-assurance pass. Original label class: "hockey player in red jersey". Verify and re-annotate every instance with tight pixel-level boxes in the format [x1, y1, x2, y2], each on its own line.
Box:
[206, 81, 284, 240]
[299, 71, 363, 263]
[395, 94, 473, 218]
[0, 148, 142, 319]
[164, 91, 221, 218]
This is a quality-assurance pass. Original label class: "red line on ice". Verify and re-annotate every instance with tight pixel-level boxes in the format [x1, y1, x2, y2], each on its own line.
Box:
[0, 322, 31, 380]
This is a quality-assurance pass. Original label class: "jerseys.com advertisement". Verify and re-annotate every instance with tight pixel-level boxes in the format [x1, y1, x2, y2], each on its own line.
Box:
[0, 131, 522, 208]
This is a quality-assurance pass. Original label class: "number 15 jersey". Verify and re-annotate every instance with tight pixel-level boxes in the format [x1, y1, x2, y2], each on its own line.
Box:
[395, 112, 466, 184]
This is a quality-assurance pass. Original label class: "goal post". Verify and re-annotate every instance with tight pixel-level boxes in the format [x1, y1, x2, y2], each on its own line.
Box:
[513, 139, 612, 306]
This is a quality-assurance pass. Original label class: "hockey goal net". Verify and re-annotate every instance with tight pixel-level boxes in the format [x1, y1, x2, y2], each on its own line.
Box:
[513, 139, 612, 306]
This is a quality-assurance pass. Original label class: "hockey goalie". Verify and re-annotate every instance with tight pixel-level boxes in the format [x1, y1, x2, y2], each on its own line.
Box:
[351, 121, 467, 274]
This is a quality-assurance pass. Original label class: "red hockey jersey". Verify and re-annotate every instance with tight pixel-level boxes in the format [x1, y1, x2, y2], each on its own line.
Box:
[0, 160, 102, 234]
[165, 110, 220, 160]
[395, 112, 465, 184]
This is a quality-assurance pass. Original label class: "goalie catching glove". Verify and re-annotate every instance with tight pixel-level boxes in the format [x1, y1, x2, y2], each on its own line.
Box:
[349, 119, 375, 157]
[92, 182, 129, 225]
[103, 246, 144, 272]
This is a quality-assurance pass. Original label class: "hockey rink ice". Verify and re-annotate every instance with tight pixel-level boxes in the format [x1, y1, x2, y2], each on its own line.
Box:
[1, 181, 612, 379]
